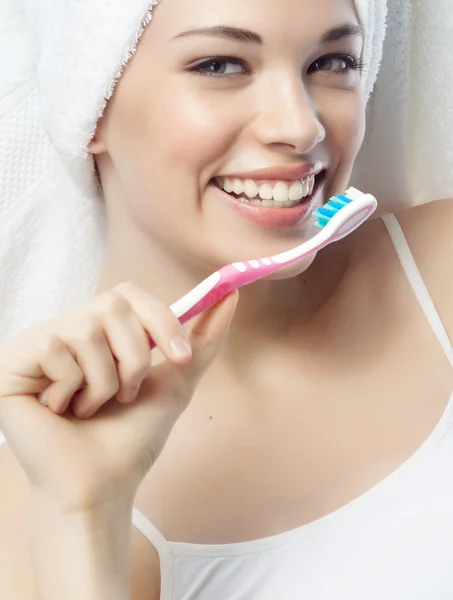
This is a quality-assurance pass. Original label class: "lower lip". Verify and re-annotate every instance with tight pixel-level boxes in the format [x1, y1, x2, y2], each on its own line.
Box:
[212, 175, 325, 230]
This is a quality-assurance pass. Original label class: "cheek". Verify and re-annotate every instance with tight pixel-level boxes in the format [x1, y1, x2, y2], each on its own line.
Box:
[150, 92, 243, 175]
[104, 72, 237, 185]
[323, 92, 366, 161]
[104, 77, 247, 236]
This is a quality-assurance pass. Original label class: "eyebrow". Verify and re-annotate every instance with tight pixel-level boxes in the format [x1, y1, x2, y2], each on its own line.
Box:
[173, 23, 364, 46]
[173, 26, 262, 45]
[320, 23, 364, 44]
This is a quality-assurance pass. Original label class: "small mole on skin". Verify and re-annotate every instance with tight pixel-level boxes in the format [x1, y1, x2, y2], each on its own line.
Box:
[209, 416, 213, 420]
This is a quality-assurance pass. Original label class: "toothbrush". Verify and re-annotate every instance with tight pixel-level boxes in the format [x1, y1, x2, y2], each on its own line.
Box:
[152, 187, 376, 347]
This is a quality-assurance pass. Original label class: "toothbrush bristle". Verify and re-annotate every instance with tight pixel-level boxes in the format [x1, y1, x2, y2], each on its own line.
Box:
[313, 192, 353, 228]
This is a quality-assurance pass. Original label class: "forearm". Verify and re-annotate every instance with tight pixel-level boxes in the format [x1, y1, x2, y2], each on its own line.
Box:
[30, 493, 133, 600]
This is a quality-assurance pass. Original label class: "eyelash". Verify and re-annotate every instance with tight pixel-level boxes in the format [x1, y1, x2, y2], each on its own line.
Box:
[308, 53, 365, 74]
[189, 53, 365, 78]
[189, 56, 250, 77]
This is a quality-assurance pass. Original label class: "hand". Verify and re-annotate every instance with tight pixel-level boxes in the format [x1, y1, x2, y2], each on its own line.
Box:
[0, 283, 238, 511]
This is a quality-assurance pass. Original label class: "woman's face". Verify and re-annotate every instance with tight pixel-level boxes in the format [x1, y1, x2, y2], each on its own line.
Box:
[92, 0, 366, 276]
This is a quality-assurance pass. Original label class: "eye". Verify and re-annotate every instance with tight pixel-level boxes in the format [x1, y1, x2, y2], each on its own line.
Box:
[190, 57, 248, 77]
[309, 53, 363, 75]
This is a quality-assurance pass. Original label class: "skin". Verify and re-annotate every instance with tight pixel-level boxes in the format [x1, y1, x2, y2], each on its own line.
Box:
[1, 0, 453, 598]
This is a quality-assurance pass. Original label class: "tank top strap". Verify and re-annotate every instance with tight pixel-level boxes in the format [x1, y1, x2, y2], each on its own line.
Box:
[132, 507, 175, 597]
[132, 506, 169, 552]
[381, 214, 453, 369]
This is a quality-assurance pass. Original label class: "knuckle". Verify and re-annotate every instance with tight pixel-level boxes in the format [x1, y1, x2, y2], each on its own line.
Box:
[39, 333, 65, 356]
[115, 281, 139, 298]
[76, 319, 105, 344]
[161, 305, 180, 328]
[68, 367, 84, 389]
[102, 375, 121, 399]
[96, 290, 131, 317]
[86, 383, 116, 406]
[120, 360, 149, 386]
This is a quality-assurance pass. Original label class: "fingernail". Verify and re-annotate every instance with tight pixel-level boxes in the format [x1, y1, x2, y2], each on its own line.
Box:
[170, 336, 192, 360]
[75, 404, 93, 420]
[38, 391, 49, 406]
[122, 385, 141, 403]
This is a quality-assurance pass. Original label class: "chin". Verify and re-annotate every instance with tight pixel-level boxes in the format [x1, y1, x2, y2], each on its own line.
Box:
[261, 253, 317, 281]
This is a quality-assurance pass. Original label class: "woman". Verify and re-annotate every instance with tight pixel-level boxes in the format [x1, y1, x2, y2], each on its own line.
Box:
[1, 0, 452, 598]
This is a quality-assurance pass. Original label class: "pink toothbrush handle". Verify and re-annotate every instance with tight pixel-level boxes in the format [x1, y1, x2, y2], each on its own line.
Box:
[181, 262, 280, 320]
[147, 261, 277, 350]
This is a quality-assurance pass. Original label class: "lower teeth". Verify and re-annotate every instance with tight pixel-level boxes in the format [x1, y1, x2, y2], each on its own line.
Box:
[217, 189, 306, 207]
[236, 196, 303, 208]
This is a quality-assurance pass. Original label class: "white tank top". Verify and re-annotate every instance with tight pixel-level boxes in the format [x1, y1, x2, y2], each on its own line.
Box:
[132, 214, 453, 600]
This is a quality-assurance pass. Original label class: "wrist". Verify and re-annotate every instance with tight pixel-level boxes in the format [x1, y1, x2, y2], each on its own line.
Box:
[30, 491, 133, 600]
[31, 485, 134, 521]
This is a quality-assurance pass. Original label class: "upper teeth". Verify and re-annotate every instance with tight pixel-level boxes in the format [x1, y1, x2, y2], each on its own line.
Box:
[217, 176, 316, 203]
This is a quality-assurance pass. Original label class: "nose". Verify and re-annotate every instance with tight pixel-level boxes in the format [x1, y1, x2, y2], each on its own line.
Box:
[251, 78, 326, 155]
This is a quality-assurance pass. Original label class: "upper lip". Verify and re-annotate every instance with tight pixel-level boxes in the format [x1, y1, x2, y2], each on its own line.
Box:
[215, 163, 325, 182]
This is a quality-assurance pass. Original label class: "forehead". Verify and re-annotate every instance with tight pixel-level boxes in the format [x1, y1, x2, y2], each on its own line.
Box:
[151, 0, 360, 41]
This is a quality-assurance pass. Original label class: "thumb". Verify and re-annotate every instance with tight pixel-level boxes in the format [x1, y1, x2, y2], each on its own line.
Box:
[180, 290, 239, 382]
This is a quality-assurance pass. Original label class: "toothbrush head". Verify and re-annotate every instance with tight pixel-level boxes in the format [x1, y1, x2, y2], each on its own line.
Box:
[313, 195, 353, 228]
[312, 187, 377, 242]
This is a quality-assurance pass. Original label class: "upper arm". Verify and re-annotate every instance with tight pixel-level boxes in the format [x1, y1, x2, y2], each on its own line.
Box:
[396, 198, 453, 341]
[0, 444, 162, 600]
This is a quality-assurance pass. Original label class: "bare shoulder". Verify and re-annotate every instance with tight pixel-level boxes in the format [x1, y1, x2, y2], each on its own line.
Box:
[396, 197, 453, 249]
[395, 198, 453, 336]
[0, 444, 161, 600]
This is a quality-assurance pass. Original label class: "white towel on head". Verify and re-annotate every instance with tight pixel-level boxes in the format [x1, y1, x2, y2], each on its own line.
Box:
[354, 0, 388, 101]
[353, 0, 453, 208]
[0, 0, 386, 345]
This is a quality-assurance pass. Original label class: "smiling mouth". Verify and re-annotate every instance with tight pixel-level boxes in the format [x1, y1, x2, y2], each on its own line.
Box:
[213, 171, 326, 208]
